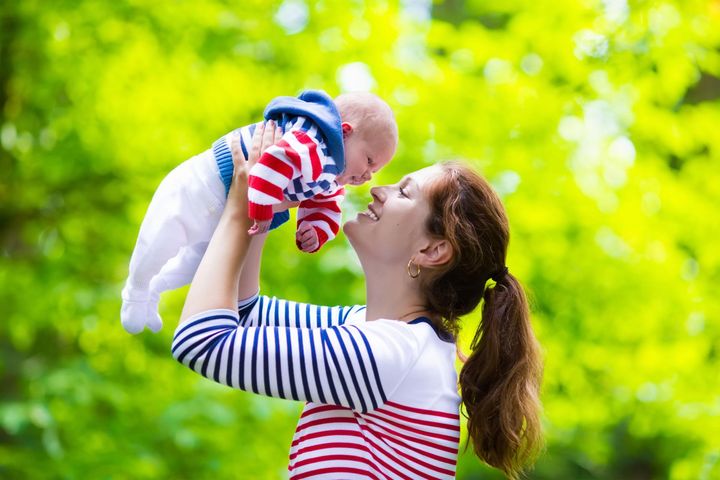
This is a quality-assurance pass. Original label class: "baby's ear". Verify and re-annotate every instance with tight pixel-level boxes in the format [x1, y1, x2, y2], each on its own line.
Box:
[341, 122, 354, 138]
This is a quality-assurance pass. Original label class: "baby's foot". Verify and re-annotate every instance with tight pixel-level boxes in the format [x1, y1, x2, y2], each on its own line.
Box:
[121, 299, 150, 334]
[121, 288, 162, 334]
[145, 292, 163, 333]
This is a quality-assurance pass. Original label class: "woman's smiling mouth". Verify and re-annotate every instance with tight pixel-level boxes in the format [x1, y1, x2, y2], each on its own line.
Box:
[360, 204, 379, 221]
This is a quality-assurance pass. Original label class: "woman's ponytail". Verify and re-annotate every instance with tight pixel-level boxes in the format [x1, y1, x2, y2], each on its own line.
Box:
[459, 273, 543, 479]
[422, 162, 544, 478]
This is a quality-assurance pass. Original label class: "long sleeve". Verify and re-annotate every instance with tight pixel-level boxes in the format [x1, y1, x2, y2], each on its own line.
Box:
[248, 127, 326, 221]
[171, 303, 425, 413]
[296, 186, 345, 253]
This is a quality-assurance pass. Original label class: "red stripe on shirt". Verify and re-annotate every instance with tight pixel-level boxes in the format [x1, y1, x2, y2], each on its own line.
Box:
[248, 202, 274, 221]
[292, 130, 322, 181]
[258, 150, 295, 180]
[291, 429, 364, 449]
[361, 419, 458, 455]
[290, 454, 378, 473]
[364, 414, 459, 443]
[300, 212, 340, 234]
[357, 426, 440, 479]
[290, 466, 379, 480]
[299, 198, 342, 213]
[367, 433, 456, 477]
[368, 408, 460, 432]
[289, 441, 368, 462]
[295, 416, 357, 433]
[377, 429, 456, 465]
[384, 401, 460, 420]
[276, 139, 304, 173]
[249, 175, 284, 201]
[295, 428, 413, 480]
[300, 404, 349, 419]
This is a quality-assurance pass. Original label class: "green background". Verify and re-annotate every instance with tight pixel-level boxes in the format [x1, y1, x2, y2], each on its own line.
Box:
[1, 0, 718, 478]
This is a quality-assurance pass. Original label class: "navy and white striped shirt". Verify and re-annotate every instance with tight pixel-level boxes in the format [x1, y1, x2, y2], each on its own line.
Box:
[172, 295, 461, 479]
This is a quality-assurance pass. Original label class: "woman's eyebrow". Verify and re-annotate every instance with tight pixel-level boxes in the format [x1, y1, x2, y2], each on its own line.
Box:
[402, 177, 416, 189]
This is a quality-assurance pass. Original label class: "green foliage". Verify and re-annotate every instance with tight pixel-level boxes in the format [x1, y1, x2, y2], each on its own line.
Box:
[1, 0, 719, 478]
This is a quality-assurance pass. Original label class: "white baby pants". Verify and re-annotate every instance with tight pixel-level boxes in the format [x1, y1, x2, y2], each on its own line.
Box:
[121, 150, 226, 334]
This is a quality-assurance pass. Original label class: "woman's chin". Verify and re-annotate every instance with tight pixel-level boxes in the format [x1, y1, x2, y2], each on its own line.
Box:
[342, 217, 358, 239]
[342, 217, 367, 250]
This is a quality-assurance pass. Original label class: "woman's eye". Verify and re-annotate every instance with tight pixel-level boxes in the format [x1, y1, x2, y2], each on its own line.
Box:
[399, 187, 407, 197]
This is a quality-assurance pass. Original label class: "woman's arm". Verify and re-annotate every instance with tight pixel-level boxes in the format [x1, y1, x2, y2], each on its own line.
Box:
[180, 122, 279, 322]
[230, 126, 300, 302]
[236, 234, 268, 302]
[172, 311, 426, 413]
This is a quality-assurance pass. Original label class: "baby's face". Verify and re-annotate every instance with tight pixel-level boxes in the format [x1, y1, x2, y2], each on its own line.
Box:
[336, 129, 395, 186]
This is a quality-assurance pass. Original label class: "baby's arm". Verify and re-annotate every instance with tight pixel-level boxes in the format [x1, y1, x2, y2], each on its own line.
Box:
[247, 125, 325, 232]
[295, 187, 345, 253]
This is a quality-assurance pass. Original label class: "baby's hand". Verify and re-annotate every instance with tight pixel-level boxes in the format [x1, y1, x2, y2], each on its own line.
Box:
[296, 223, 319, 253]
[248, 219, 272, 236]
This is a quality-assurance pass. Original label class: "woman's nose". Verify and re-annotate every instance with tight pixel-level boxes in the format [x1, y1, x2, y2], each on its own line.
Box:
[370, 186, 385, 202]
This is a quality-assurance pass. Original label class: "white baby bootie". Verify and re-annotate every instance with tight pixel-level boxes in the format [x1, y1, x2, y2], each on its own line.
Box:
[121, 286, 162, 334]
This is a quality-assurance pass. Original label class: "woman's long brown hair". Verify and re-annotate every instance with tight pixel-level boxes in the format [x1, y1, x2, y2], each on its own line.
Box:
[421, 162, 543, 479]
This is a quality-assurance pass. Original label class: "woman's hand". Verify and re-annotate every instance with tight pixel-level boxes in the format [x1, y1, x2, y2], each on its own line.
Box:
[224, 137, 251, 223]
[228, 121, 286, 233]
[247, 120, 282, 169]
[180, 121, 287, 322]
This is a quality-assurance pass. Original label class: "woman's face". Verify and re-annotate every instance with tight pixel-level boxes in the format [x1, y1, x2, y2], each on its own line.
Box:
[344, 165, 442, 265]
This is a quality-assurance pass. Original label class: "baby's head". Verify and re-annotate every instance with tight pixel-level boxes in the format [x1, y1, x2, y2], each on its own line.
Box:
[334, 92, 398, 186]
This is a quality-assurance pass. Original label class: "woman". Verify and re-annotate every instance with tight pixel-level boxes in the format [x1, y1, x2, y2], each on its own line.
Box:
[172, 122, 543, 479]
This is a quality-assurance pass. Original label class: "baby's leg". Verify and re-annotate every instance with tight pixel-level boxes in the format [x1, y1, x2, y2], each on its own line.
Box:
[151, 242, 208, 293]
[122, 151, 225, 333]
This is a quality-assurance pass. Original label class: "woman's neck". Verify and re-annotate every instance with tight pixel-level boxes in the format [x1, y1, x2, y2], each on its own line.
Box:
[363, 265, 433, 323]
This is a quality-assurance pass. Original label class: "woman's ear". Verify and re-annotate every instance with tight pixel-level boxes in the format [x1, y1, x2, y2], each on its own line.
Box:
[341, 122, 353, 138]
[416, 239, 453, 268]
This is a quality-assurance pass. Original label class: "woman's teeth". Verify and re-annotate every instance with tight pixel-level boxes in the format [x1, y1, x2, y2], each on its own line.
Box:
[366, 210, 379, 221]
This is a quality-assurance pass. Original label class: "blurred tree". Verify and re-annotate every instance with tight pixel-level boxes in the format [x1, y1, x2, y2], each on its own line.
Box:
[1, 0, 718, 479]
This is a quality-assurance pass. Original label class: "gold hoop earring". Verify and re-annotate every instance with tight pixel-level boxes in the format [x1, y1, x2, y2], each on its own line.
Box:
[407, 259, 421, 279]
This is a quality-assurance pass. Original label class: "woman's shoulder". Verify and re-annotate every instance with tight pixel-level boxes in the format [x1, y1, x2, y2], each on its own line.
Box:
[355, 316, 455, 345]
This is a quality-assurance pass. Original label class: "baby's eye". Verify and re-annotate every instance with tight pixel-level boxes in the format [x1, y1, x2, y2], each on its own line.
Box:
[367, 157, 373, 165]
[399, 187, 407, 197]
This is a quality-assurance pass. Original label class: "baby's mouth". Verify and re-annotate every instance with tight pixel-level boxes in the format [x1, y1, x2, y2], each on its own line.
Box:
[337, 173, 363, 186]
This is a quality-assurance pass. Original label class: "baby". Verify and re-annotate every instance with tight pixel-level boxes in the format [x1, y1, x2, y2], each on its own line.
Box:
[121, 90, 398, 334]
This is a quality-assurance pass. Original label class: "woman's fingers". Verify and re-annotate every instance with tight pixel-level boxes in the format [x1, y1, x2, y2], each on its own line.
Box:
[229, 132, 248, 186]
[248, 120, 281, 169]
[230, 132, 244, 169]
[248, 122, 266, 169]
[224, 133, 250, 223]
[261, 120, 276, 151]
